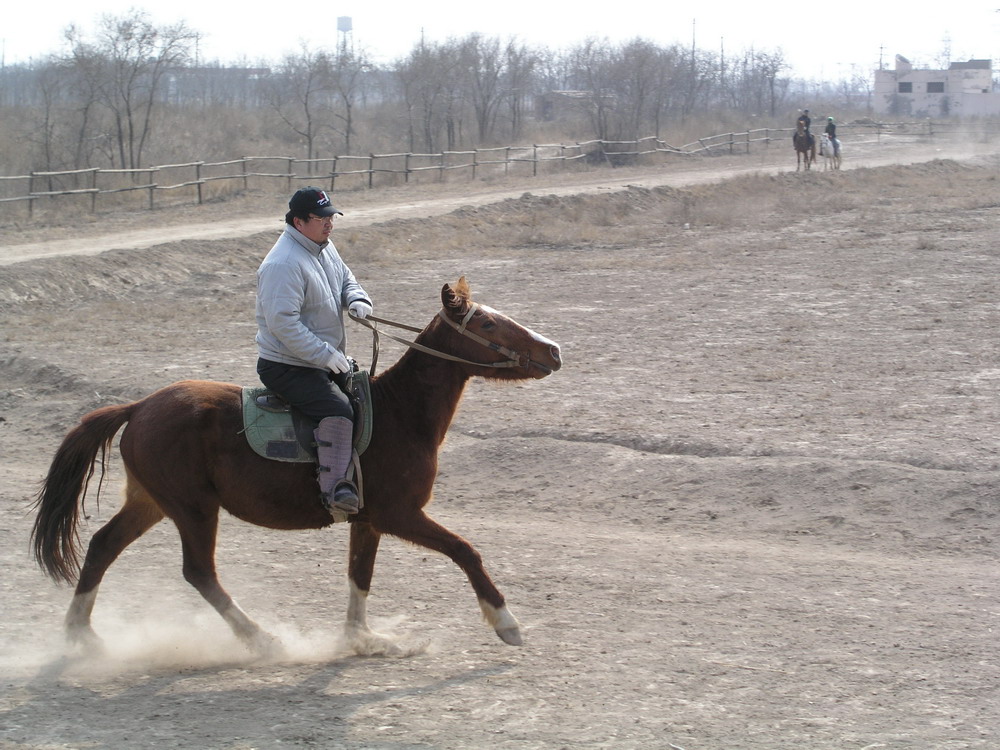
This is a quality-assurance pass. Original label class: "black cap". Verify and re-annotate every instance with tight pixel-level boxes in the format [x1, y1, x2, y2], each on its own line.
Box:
[289, 186, 342, 217]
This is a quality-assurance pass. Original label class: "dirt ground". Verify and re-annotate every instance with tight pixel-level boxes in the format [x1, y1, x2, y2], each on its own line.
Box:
[1, 132, 998, 750]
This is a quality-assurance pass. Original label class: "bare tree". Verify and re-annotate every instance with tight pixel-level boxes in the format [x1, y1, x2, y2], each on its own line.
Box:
[21, 59, 69, 174]
[756, 50, 789, 117]
[393, 43, 436, 152]
[613, 39, 665, 140]
[392, 39, 464, 153]
[460, 34, 505, 143]
[847, 66, 875, 114]
[649, 45, 685, 137]
[264, 47, 336, 160]
[330, 43, 373, 153]
[564, 38, 618, 141]
[503, 39, 538, 141]
[65, 10, 197, 169]
[678, 48, 719, 122]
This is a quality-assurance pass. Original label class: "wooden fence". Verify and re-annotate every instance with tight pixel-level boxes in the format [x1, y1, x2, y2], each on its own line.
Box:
[1, 120, 993, 219]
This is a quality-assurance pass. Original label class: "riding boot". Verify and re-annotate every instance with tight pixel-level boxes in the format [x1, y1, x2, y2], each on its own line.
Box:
[314, 416, 360, 515]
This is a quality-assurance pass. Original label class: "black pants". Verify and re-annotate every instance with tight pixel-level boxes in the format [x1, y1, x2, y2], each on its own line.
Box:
[256, 358, 352, 425]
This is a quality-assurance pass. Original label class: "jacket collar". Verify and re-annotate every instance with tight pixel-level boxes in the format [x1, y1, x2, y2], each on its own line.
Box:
[285, 225, 329, 257]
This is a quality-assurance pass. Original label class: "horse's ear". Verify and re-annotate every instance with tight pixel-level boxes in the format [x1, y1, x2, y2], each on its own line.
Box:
[441, 276, 472, 313]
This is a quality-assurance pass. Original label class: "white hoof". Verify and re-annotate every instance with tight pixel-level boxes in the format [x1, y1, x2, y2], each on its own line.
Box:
[66, 624, 105, 656]
[479, 601, 524, 646]
[495, 626, 523, 646]
[247, 631, 286, 661]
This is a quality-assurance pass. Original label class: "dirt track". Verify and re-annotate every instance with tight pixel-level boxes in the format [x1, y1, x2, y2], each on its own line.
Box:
[1, 133, 999, 750]
[0, 132, 980, 266]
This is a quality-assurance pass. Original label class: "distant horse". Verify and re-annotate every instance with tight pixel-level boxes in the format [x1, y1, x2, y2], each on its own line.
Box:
[819, 133, 842, 170]
[793, 121, 816, 171]
[31, 277, 562, 655]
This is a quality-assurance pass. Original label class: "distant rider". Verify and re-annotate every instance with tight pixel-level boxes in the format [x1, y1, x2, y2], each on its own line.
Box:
[824, 116, 840, 156]
[795, 109, 813, 148]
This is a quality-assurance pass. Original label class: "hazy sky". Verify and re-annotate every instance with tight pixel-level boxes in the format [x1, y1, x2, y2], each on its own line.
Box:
[2, 0, 999, 81]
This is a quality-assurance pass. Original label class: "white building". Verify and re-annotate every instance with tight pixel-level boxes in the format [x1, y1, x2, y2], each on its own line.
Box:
[873, 55, 1000, 117]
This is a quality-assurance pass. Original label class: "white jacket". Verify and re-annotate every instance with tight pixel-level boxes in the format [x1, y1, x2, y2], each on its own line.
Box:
[255, 226, 371, 370]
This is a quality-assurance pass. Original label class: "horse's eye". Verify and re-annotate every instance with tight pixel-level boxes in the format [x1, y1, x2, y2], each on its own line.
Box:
[480, 316, 496, 330]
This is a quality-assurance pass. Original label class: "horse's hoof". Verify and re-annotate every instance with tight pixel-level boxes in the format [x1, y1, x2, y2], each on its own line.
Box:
[66, 625, 106, 656]
[495, 626, 523, 646]
[347, 624, 407, 656]
[246, 631, 286, 661]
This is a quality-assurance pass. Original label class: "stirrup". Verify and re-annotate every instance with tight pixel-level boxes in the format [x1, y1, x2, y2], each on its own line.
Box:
[324, 479, 360, 514]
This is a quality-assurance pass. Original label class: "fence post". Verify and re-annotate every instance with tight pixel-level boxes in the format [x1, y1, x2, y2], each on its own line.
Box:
[196, 162, 203, 205]
[369, 155, 375, 189]
[242, 157, 249, 191]
[330, 157, 338, 191]
[405, 153, 411, 184]
[286, 158, 294, 192]
[472, 150, 477, 180]
[533, 145, 538, 177]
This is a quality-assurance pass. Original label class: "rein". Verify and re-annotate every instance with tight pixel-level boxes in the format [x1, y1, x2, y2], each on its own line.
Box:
[349, 303, 526, 376]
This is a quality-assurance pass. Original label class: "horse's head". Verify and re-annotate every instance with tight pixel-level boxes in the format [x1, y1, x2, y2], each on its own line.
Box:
[437, 277, 562, 380]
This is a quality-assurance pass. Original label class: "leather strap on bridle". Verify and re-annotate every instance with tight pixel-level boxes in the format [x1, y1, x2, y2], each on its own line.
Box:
[348, 303, 525, 376]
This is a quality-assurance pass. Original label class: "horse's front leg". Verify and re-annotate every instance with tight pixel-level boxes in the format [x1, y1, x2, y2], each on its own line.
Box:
[345, 521, 415, 655]
[346, 520, 381, 634]
[383, 512, 523, 646]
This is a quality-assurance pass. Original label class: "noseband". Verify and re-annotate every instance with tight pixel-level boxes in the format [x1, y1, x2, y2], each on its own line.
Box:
[349, 303, 534, 375]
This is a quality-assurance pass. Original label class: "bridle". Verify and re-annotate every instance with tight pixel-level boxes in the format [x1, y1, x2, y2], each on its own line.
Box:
[349, 303, 536, 375]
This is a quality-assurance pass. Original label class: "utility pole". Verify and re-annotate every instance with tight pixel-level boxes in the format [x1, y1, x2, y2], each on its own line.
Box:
[691, 19, 696, 74]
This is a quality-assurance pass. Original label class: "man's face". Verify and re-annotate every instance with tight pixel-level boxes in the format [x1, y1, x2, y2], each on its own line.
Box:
[295, 213, 334, 244]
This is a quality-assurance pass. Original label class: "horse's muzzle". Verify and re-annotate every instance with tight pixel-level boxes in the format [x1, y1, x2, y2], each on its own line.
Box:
[528, 345, 562, 375]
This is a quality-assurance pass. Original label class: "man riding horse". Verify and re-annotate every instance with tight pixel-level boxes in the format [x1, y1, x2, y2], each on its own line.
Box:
[825, 116, 841, 156]
[255, 187, 374, 516]
[794, 109, 814, 149]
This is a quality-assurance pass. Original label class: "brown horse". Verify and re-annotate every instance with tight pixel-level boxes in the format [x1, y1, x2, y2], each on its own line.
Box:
[793, 121, 816, 171]
[31, 277, 562, 656]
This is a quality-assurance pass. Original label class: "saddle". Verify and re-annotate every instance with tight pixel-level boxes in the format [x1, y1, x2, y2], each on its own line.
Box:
[241, 369, 373, 463]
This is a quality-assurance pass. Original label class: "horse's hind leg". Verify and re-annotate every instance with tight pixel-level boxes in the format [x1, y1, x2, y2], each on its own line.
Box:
[382, 512, 523, 646]
[67, 470, 165, 650]
[171, 498, 282, 657]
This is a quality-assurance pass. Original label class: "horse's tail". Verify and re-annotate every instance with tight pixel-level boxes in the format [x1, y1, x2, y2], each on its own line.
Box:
[31, 401, 135, 584]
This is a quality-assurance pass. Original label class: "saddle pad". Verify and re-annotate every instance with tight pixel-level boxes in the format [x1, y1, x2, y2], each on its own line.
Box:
[241, 387, 317, 463]
[241, 372, 373, 463]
